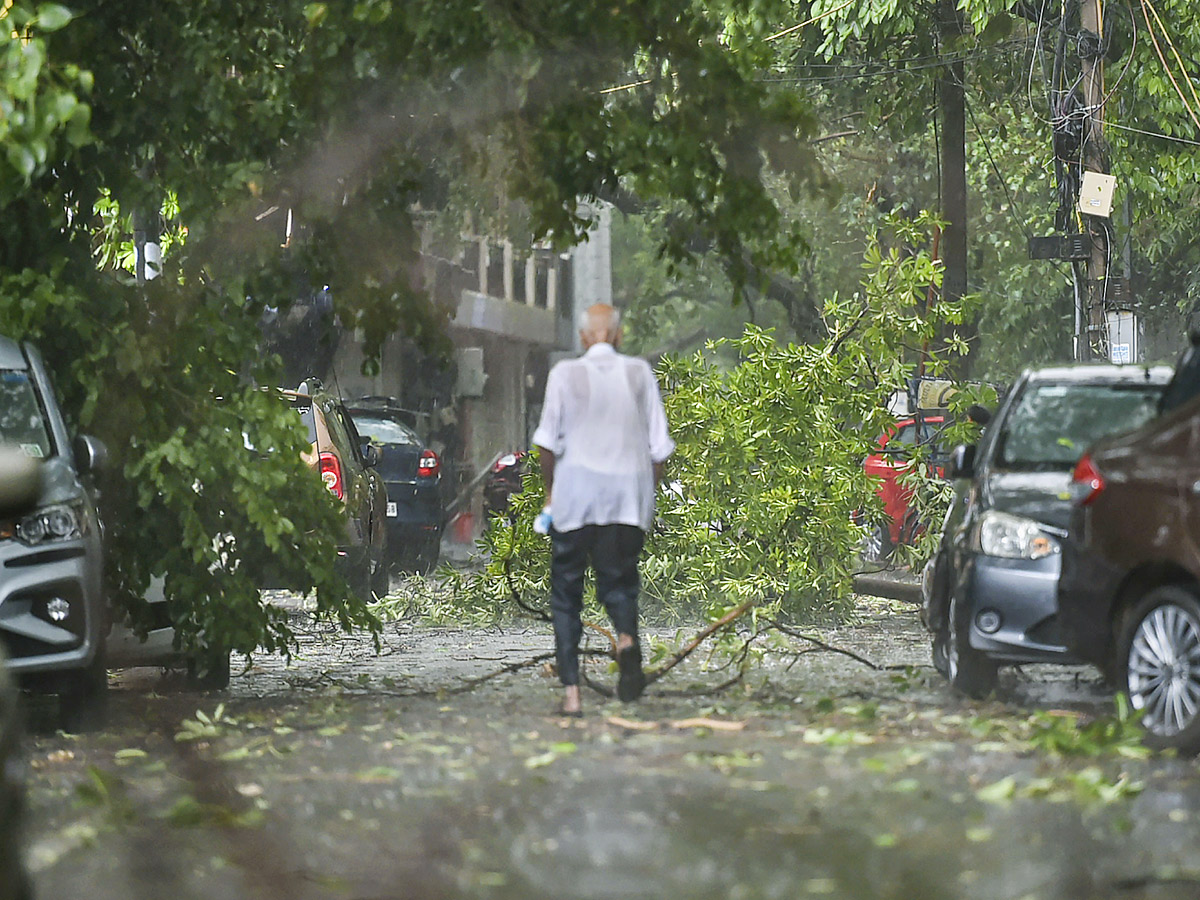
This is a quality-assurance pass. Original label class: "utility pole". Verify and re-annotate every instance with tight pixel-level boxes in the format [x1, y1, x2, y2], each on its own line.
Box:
[1078, 0, 1108, 361]
[1029, 0, 1123, 362]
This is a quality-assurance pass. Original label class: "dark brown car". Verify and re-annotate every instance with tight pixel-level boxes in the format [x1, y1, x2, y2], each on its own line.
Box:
[1058, 392, 1200, 753]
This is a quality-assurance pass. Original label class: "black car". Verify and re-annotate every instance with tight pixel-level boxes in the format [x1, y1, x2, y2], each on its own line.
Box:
[346, 398, 443, 574]
[922, 365, 1170, 697]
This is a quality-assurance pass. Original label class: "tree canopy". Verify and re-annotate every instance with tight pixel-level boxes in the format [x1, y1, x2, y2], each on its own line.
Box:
[0, 0, 834, 656]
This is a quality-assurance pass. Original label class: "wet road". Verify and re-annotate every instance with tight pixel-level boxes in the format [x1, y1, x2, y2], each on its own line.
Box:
[18, 595, 1200, 899]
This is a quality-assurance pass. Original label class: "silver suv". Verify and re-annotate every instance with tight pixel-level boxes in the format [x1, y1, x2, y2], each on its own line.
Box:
[0, 337, 108, 731]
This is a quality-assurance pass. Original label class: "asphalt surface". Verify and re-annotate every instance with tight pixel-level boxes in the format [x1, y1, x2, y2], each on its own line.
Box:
[16, 585, 1200, 900]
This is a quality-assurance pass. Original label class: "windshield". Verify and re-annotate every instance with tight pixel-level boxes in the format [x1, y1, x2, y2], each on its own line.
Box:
[351, 416, 420, 447]
[997, 381, 1162, 471]
[0, 370, 53, 458]
[883, 418, 950, 464]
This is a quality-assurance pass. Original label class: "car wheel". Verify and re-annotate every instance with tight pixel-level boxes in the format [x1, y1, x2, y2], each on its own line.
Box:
[946, 592, 997, 698]
[931, 617, 950, 676]
[860, 521, 893, 564]
[351, 553, 373, 601]
[900, 509, 925, 546]
[59, 650, 108, 733]
[370, 547, 390, 597]
[186, 648, 231, 691]
[1119, 586, 1200, 754]
[415, 536, 440, 575]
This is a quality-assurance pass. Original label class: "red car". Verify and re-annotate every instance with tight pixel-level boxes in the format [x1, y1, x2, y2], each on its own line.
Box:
[861, 415, 945, 561]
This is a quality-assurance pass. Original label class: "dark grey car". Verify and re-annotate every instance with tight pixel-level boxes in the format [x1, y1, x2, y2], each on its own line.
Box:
[922, 364, 1170, 697]
[0, 337, 108, 730]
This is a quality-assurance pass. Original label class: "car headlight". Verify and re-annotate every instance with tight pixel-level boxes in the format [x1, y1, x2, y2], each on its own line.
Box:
[975, 510, 1059, 560]
[16, 502, 85, 545]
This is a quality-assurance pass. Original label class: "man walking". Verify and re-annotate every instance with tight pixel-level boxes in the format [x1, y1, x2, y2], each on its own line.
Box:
[532, 304, 674, 716]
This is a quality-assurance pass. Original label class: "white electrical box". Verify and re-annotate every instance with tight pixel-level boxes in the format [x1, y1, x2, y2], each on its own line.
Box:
[1079, 171, 1117, 218]
[1106, 310, 1140, 364]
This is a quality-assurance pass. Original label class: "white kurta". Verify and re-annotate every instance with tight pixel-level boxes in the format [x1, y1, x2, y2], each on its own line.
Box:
[532, 343, 674, 533]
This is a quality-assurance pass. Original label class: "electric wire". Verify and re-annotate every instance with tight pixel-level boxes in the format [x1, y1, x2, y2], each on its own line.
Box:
[1141, 0, 1200, 116]
[1025, 0, 1055, 124]
[1139, 0, 1200, 134]
[764, 0, 856, 43]
[965, 98, 1034, 242]
[966, 95, 1075, 289]
[1106, 119, 1200, 146]
[1094, 2, 1138, 114]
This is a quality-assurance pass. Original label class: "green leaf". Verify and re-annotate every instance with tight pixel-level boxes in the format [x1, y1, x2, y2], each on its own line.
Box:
[35, 3, 75, 31]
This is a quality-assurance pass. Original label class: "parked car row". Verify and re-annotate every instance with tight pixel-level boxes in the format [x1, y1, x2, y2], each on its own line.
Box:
[918, 355, 1200, 754]
[0, 346, 453, 737]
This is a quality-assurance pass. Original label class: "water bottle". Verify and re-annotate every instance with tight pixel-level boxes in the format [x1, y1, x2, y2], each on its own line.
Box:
[533, 506, 553, 535]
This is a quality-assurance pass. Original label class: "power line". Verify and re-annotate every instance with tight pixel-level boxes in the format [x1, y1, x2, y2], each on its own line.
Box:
[757, 45, 1024, 85]
[1139, 0, 1200, 134]
[1106, 119, 1200, 146]
[964, 99, 1035, 242]
[764, 0, 856, 43]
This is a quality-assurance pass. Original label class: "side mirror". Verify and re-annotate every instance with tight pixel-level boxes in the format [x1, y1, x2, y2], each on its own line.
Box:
[966, 404, 993, 427]
[949, 444, 977, 479]
[361, 442, 380, 468]
[74, 435, 107, 474]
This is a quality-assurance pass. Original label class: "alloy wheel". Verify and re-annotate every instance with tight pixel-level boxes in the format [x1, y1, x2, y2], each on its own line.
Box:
[1127, 603, 1200, 737]
[860, 524, 885, 563]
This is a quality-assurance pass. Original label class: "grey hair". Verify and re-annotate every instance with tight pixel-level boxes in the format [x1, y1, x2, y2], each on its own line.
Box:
[577, 305, 620, 334]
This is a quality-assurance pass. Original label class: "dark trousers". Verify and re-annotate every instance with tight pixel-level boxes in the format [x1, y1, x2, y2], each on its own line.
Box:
[550, 524, 645, 686]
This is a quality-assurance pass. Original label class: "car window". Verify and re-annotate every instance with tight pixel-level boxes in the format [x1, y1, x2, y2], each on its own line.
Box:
[339, 406, 367, 458]
[887, 423, 917, 449]
[324, 402, 363, 463]
[289, 397, 319, 444]
[0, 370, 53, 458]
[997, 381, 1163, 471]
[884, 420, 946, 458]
[349, 416, 420, 447]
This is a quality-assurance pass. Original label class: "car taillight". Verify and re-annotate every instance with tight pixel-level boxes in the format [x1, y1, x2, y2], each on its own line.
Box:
[418, 449, 441, 479]
[1071, 453, 1105, 506]
[319, 451, 343, 499]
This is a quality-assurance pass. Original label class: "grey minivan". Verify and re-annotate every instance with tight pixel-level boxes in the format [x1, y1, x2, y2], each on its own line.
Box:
[0, 336, 108, 730]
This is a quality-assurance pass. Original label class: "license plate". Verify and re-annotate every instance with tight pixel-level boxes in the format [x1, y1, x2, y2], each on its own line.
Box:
[386, 502, 397, 517]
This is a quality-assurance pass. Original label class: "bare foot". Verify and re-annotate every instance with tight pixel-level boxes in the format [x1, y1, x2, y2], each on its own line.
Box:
[560, 684, 582, 717]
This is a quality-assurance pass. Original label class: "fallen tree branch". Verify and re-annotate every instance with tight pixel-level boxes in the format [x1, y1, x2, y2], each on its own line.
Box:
[645, 599, 757, 684]
[770, 620, 910, 671]
[444, 651, 558, 694]
[503, 547, 551, 622]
